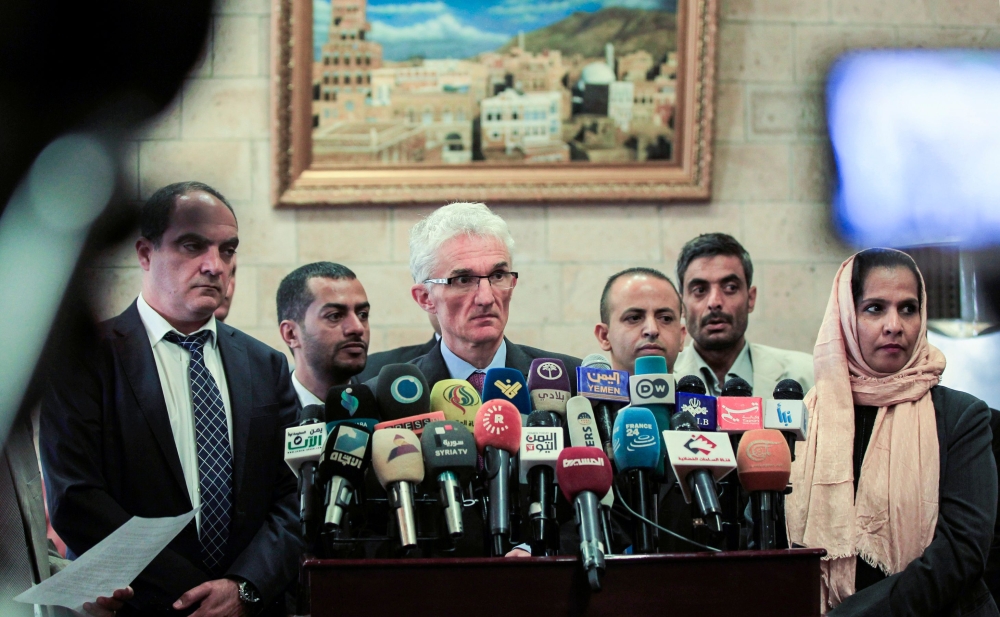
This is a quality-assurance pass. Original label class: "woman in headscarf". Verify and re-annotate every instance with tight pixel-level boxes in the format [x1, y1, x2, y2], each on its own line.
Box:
[786, 248, 998, 616]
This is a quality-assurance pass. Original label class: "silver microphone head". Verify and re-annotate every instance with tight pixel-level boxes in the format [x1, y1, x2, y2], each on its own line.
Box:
[581, 353, 612, 370]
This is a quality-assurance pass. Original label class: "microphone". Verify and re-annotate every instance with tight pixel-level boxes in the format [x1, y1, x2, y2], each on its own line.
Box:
[430, 379, 481, 432]
[284, 405, 327, 537]
[374, 411, 445, 435]
[763, 379, 808, 462]
[676, 375, 718, 432]
[717, 376, 763, 434]
[420, 420, 477, 539]
[576, 355, 629, 460]
[318, 422, 372, 535]
[326, 384, 380, 432]
[481, 367, 531, 420]
[527, 358, 571, 422]
[556, 446, 614, 591]
[566, 396, 600, 448]
[375, 363, 430, 418]
[663, 411, 736, 533]
[612, 406, 661, 554]
[371, 428, 425, 550]
[474, 399, 522, 555]
[736, 429, 792, 550]
[520, 410, 564, 555]
[631, 355, 675, 478]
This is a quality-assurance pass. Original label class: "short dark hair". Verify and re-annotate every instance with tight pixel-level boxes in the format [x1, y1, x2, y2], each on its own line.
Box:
[851, 248, 923, 310]
[276, 262, 357, 324]
[140, 181, 236, 247]
[676, 233, 754, 289]
[600, 267, 681, 324]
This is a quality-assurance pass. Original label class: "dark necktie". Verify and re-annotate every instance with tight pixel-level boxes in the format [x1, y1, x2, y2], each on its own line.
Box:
[467, 371, 485, 395]
[164, 330, 232, 574]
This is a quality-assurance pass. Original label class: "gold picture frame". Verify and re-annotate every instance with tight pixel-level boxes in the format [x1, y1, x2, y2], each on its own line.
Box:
[271, 0, 717, 207]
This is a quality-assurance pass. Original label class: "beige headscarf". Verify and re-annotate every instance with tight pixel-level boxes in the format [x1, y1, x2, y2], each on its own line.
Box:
[785, 251, 946, 612]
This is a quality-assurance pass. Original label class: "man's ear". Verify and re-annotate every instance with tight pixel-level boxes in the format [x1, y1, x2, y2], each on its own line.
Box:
[747, 285, 757, 314]
[594, 323, 612, 353]
[136, 238, 154, 271]
[411, 284, 436, 314]
[279, 320, 301, 350]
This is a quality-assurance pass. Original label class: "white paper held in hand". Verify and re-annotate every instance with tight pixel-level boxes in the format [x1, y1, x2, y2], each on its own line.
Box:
[15, 509, 196, 612]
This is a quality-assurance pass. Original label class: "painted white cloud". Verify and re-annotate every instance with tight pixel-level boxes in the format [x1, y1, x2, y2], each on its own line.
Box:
[488, 0, 586, 16]
[371, 14, 508, 44]
[370, 13, 511, 60]
[368, 1, 448, 15]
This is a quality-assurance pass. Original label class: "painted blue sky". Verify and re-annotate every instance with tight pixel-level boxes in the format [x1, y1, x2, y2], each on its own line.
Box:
[314, 0, 676, 62]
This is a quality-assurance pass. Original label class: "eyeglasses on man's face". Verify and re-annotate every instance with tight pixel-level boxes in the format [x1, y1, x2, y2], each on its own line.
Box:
[423, 271, 519, 293]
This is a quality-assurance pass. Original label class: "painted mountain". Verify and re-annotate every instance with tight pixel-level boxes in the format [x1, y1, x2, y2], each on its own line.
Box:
[495, 7, 678, 61]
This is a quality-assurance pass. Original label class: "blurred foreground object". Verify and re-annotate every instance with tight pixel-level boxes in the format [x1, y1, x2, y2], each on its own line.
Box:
[828, 50, 1000, 248]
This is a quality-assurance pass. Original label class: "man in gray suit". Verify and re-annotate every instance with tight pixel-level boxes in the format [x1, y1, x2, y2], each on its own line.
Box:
[671, 233, 814, 397]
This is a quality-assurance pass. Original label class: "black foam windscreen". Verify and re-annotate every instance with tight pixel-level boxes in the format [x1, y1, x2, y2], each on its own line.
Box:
[375, 364, 431, 420]
[298, 404, 325, 424]
[721, 376, 753, 397]
[326, 384, 380, 422]
[420, 420, 477, 476]
[669, 411, 699, 431]
[527, 410, 554, 428]
[773, 379, 805, 400]
[676, 375, 708, 395]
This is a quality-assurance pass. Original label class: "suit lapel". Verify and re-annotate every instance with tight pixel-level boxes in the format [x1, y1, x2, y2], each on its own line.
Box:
[750, 343, 783, 399]
[114, 303, 188, 496]
[217, 323, 251, 496]
[503, 338, 532, 375]
[415, 341, 451, 385]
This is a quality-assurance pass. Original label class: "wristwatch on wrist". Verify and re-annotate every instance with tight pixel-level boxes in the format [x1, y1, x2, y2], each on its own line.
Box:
[233, 578, 260, 607]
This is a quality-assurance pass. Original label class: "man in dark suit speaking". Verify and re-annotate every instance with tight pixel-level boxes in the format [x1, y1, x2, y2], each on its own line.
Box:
[40, 182, 303, 616]
[377, 202, 579, 394]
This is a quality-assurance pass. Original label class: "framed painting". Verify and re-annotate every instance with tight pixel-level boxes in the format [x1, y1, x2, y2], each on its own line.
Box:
[271, 0, 717, 206]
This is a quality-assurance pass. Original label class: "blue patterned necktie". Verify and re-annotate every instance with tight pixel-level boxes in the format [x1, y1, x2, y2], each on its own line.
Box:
[164, 330, 232, 574]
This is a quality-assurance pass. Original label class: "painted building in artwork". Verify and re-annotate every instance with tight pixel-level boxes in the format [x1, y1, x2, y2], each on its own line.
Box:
[480, 89, 568, 162]
[312, 122, 426, 164]
[312, 0, 383, 128]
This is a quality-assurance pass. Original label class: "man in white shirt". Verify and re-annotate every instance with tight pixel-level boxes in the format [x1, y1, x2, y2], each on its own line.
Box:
[41, 181, 303, 616]
[672, 233, 814, 397]
[276, 262, 370, 408]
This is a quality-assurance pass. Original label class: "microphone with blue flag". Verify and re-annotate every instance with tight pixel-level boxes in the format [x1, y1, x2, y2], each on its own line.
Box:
[482, 367, 531, 421]
[612, 406, 661, 554]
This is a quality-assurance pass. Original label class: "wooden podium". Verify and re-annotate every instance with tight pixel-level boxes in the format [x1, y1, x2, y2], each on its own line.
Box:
[303, 548, 825, 616]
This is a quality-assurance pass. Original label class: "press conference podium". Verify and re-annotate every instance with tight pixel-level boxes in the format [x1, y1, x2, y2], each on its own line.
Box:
[303, 548, 825, 616]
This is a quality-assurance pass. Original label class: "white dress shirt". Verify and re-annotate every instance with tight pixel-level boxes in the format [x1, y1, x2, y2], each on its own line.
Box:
[136, 294, 233, 532]
[291, 371, 324, 408]
[687, 341, 754, 397]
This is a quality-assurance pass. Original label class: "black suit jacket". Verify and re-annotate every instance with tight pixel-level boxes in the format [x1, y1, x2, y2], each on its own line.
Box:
[40, 302, 304, 615]
[832, 386, 999, 617]
[356, 336, 438, 383]
[363, 337, 582, 556]
[409, 338, 582, 393]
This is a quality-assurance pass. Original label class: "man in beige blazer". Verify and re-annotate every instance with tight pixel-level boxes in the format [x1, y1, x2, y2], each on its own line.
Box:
[671, 233, 814, 398]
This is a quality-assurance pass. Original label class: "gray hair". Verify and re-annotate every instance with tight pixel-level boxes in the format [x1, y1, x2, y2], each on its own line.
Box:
[409, 202, 515, 283]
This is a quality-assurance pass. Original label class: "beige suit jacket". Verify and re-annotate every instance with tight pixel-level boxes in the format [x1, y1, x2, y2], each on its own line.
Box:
[672, 342, 815, 398]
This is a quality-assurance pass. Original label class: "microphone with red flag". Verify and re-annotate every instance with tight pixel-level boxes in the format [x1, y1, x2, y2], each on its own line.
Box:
[736, 429, 791, 550]
[474, 399, 522, 556]
[557, 446, 614, 591]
